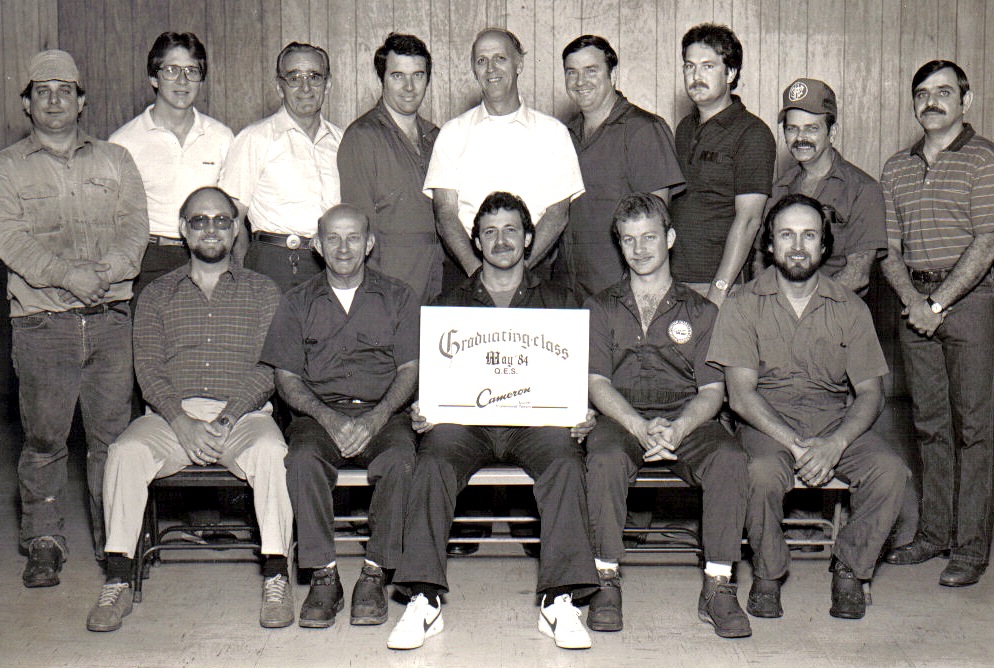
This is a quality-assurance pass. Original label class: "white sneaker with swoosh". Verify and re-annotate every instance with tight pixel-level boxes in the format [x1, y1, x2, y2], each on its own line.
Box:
[539, 593, 591, 649]
[387, 593, 443, 650]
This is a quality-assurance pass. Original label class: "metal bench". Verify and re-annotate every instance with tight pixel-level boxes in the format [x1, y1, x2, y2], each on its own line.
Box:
[132, 464, 260, 603]
[334, 464, 849, 554]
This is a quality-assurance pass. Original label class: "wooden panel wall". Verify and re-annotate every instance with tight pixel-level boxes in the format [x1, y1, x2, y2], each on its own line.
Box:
[0, 0, 992, 399]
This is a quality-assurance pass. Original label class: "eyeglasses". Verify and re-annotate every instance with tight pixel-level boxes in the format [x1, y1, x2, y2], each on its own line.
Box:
[158, 65, 204, 82]
[279, 71, 328, 88]
[184, 214, 235, 230]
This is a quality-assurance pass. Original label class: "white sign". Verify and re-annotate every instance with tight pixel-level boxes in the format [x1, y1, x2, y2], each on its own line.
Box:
[419, 306, 589, 427]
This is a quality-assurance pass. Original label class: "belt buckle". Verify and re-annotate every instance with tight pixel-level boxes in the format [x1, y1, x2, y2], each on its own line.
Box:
[285, 234, 301, 250]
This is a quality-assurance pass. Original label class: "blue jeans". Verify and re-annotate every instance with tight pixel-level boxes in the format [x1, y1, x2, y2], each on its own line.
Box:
[12, 305, 134, 557]
[899, 277, 994, 565]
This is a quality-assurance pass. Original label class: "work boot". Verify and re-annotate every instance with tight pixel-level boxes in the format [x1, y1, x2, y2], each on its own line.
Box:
[299, 566, 344, 628]
[698, 574, 751, 638]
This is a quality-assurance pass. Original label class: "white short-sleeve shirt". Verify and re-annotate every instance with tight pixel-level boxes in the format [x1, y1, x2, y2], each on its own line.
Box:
[219, 106, 343, 237]
[110, 106, 233, 238]
[423, 101, 584, 232]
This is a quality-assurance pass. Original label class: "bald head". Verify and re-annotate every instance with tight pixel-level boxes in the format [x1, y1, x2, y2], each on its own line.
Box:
[317, 203, 370, 237]
[180, 186, 238, 220]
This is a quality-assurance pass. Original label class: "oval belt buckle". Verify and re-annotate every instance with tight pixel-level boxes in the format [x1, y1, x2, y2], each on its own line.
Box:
[285, 234, 302, 250]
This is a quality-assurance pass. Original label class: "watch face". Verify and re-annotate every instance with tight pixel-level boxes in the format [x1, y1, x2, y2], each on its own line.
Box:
[931, 302, 943, 314]
[714, 279, 729, 291]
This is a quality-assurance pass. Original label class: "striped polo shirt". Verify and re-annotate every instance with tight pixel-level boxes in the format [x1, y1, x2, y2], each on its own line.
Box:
[882, 124, 994, 270]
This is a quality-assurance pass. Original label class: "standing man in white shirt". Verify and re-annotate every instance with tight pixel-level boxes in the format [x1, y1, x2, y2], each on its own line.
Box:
[425, 28, 584, 288]
[220, 42, 343, 291]
[110, 32, 233, 297]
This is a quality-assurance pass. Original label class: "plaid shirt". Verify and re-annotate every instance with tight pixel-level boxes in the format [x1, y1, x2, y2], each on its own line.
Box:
[134, 263, 280, 424]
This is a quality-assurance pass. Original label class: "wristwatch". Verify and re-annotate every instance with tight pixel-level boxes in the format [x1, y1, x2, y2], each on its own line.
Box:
[713, 278, 730, 293]
[926, 296, 943, 314]
[216, 415, 231, 428]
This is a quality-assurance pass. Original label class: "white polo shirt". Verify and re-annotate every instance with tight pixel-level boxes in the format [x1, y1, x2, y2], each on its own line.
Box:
[423, 101, 584, 232]
[110, 106, 233, 238]
[219, 106, 343, 237]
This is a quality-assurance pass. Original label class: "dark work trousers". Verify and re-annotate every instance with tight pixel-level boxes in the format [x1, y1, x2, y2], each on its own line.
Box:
[13, 305, 134, 558]
[131, 241, 188, 303]
[742, 425, 908, 580]
[393, 424, 598, 594]
[246, 239, 323, 293]
[585, 416, 747, 564]
[284, 412, 414, 569]
[898, 277, 994, 566]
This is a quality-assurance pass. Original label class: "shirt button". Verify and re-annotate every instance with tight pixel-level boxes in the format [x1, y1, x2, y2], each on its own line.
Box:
[347, 371, 353, 377]
[207, 337, 211, 342]
[208, 313, 212, 318]
[205, 362, 210, 367]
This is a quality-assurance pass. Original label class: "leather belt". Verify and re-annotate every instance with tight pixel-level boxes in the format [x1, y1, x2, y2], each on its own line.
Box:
[909, 268, 952, 283]
[149, 235, 185, 247]
[253, 231, 313, 250]
[330, 398, 376, 406]
[66, 300, 128, 316]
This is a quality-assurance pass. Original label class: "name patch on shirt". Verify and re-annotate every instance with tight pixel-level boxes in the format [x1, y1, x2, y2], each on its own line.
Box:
[668, 320, 693, 345]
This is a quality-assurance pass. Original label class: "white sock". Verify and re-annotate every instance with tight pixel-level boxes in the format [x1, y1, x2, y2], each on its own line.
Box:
[364, 558, 380, 568]
[594, 558, 619, 572]
[324, 560, 336, 570]
[704, 561, 732, 578]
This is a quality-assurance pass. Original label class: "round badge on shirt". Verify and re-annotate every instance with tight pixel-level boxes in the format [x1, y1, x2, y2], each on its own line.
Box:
[668, 320, 693, 345]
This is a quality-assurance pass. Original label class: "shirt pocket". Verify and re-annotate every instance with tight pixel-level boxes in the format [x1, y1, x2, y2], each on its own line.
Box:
[82, 177, 120, 224]
[18, 186, 63, 236]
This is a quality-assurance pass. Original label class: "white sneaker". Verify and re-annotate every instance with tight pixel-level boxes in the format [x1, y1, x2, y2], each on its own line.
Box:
[387, 593, 444, 650]
[538, 593, 591, 649]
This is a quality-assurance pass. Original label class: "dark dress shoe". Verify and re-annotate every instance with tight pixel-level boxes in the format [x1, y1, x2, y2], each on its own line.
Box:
[939, 561, 985, 587]
[299, 566, 344, 628]
[830, 563, 866, 619]
[885, 538, 947, 565]
[746, 576, 783, 618]
[587, 568, 623, 632]
[350, 564, 388, 625]
[23, 538, 64, 588]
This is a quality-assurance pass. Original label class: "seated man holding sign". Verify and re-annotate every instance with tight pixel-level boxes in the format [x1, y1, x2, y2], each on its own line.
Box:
[388, 192, 598, 651]
[583, 193, 750, 638]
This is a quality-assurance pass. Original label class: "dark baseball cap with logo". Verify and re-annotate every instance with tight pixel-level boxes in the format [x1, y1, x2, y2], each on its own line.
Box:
[778, 78, 837, 123]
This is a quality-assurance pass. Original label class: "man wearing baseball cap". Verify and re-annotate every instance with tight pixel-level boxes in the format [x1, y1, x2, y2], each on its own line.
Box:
[753, 78, 886, 294]
[0, 49, 148, 588]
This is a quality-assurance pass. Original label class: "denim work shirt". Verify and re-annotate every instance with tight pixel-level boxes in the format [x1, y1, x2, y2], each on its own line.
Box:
[0, 131, 149, 317]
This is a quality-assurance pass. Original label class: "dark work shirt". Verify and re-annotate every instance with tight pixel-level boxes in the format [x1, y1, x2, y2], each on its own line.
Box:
[439, 268, 577, 309]
[670, 96, 776, 282]
[565, 94, 684, 299]
[338, 99, 442, 302]
[586, 279, 721, 418]
[707, 267, 888, 436]
[135, 264, 280, 425]
[761, 148, 886, 278]
[261, 268, 419, 403]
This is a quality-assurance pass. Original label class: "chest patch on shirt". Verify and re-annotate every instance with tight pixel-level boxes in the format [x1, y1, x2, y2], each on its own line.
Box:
[668, 320, 693, 345]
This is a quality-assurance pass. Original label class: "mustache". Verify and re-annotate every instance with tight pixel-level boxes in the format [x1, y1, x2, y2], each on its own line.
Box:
[921, 106, 945, 115]
[791, 141, 816, 150]
[689, 82, 709, 90]
[491, 243, 515, 253]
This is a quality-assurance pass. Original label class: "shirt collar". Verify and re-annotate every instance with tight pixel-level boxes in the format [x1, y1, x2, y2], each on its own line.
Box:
[463, 267, 540, 305]
[22, 129, 92, 158]
[775, 148, 847, 189]
[317, 267, 388, 300]
[274, 105, 334, 142]
[140, 104, 208, 139]
[470, 99, 535, 128]
[751, 265, 850, 303]
[910, 123, 976, 161]
[692, 95, 747, 130]
[372, 97, 434, 139]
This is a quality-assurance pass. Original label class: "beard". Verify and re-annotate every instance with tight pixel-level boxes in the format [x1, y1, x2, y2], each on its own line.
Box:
[774, 257, 819, 282]
[191, 243, 229, 263]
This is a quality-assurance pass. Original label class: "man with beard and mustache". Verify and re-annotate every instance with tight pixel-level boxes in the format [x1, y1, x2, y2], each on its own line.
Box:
[87, 187, 294, 632]
[388, 192, 598, 651]
[752, 79, 886, 294]
[708, 194, 908, 620]
[880, 60, 994, 587]
[670, 24, 775, 307]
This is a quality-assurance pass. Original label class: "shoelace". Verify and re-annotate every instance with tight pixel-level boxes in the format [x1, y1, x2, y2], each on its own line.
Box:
[97, 582, 129, 607]
[264, 575, 288, 603]
[358, 567, 382, 583]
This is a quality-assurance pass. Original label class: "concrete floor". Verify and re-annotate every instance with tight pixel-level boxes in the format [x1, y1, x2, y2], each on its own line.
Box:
[1, 400, 992, 668]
